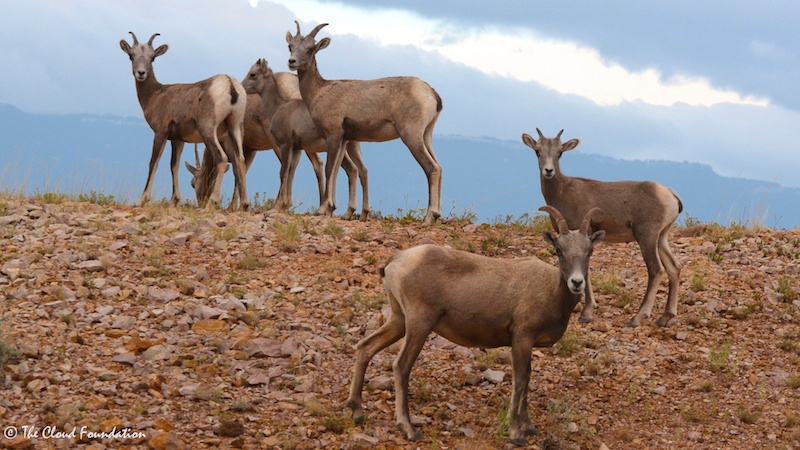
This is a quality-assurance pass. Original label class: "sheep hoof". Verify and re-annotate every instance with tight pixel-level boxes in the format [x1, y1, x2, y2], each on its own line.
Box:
[351, 411, 365, 424]
[655, 313, 674, 327]
[625, 320, 641, 328]
[410, 431, 423, 442]
[577, 316, 593, 323]
[509, 436, 528, 447]
[524, 426, 539, 436]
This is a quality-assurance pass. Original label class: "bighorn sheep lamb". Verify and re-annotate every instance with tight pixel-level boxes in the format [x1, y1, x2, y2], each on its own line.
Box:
[241, 58, 370, 219]
[185, 89, 327, 210]
[346, 206, 605, 445]
[286, 22, 442, 224]
[522, 129, 683, 327]
[119, 32, 249, 210]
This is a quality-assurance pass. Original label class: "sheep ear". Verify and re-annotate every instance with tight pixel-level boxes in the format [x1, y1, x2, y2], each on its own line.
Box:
[185, 161, 197, 176]
[542, 230, 557, 246]
[120, 40, 132, 55]
[590, 230, 605, 245]
[562, 138, 581, 152]
[286, 31, 293, 43]
[316, 37, 331, 52]
[153, 44, 168, 58]
[521, 132, 537, 149]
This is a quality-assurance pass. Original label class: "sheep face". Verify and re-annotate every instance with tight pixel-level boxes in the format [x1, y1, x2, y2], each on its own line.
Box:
[241, 59, 270, 96]
[544, 228, 605, 294]
[285, 22, 330, 73]
[521, 129, 581, 180]
[119, 32, 167, 83]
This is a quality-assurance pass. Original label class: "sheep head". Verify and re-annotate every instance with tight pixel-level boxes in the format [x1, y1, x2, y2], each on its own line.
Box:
[521, 129, 581, 180]
[286, 21, 330, 73]
[540, 206, 605, 294]
[119, 32, 168, 82]
[241, 58, 272, 95]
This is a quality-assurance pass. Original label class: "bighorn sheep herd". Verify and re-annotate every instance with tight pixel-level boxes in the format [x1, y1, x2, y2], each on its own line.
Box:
[120, 23, 684, 446]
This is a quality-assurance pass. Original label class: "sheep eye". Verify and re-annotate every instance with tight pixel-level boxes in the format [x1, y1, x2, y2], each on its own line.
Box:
[129, 55, 133, 61]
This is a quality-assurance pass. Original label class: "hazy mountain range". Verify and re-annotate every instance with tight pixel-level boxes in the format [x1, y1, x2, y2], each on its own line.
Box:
[1, 103, 797, 229]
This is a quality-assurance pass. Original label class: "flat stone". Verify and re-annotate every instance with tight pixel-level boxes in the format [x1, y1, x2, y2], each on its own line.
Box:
[148, 287, 181, 303]
[483, 369, 505, 384]
[192, 319, 227, 334]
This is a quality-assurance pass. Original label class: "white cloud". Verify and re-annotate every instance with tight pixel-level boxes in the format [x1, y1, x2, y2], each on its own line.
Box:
[261, 0, 769, 108]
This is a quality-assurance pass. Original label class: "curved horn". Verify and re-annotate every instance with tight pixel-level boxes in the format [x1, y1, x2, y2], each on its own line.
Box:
[539, 205, 569, 235]
[294, 20, 302, 36]
[555, 129, 564, 140]
[536, 128, 545, 140]
[194, 144, 200, 168]
[309, 23, 328, 38]
[147, 33, 160, 46]
[580, 207, 604, 235]
[128, 31, 139, 44]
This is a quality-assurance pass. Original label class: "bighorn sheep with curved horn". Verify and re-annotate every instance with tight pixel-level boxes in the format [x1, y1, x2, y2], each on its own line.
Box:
[346, 206, 605, 445]
[286, 22, 442, 224]
[522, 128, 683, 327]
[241, 58, 370, 219]
[119, 32, 249, 210]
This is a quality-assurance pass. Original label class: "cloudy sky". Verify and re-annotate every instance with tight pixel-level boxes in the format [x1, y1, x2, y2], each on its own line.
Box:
[1, 0, 799, 189]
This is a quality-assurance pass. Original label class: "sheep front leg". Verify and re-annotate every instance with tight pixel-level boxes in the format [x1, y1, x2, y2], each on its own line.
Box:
[168, 140, 185, 207]
[509, 337, 537, 446]
[578, 270, 596, 322]
[137, 134, 168, 207]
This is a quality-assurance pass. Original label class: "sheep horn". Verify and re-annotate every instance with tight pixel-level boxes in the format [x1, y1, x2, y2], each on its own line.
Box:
[539, 205, 569, 235]
[580, 207, 604, 235]
[194, 144, 200, 168]
[128, 31, 139, 44]
[556, 129, 564, 140]
[309, 23, 328, 38]
[294, 20, 302, 37]
[147, 33, 161, 46]
[536, 128, 545, 140]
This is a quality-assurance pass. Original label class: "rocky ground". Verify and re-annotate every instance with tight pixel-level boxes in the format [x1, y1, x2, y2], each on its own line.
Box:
[0, 197, 799, 450]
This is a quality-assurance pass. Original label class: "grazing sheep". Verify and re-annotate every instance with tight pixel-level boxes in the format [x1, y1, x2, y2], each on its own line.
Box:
[119, 32, 249, 210]
[522, 128, 683, 327]
[184, 89, 327, 210]
[286, 22, 442, 224]
[241, 59, 370, 219]
[346, 206, 605, 446]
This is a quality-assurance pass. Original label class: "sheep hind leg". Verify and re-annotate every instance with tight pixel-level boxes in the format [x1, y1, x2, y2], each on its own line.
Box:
[578, 267, 597, 322]
[655, 231, 682, 327]
[400, 132, 441, 225]
[346, 312, 406, 423]
[509, 336, 537, 446]
[628, 234, 665, 327]
[393, 317, 436, 441]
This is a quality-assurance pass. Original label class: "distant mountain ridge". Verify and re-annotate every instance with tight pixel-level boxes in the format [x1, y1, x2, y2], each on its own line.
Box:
[1, 103, 797, 228]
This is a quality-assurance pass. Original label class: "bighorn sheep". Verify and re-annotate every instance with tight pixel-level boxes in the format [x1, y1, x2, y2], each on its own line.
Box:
[286, 22, 442, 224]
[347, 206, 605, 445]
[119, 32, 249, 210]
[522, 129, 683, 327]
[241, 59, 370, 219]
[184, 89, 327, 210]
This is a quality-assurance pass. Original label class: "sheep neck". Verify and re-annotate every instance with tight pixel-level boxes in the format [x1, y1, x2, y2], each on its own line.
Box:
[260, 72, 290, 120]
[134, 74, 163, 118]
[296, 58, 326, 109]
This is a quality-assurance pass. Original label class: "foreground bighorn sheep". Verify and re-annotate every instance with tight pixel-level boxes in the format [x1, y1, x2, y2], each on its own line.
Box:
[241, 59, 370, 219]
[185, 89, 327, 210]
[522, 129, 683, 327]
[346, 206, 605, 445]
[286, 22, 442, 224]
[119, 32, 249, 210]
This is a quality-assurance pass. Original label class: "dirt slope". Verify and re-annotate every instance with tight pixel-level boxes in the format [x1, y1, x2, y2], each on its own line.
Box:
[1, 198, 799, 449]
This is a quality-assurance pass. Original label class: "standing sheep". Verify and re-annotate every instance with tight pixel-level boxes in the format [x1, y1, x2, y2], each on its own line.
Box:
[522, 128, 682, 327]
[347, 206, 605, 445]
[119, 32, 249, 210]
